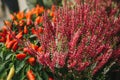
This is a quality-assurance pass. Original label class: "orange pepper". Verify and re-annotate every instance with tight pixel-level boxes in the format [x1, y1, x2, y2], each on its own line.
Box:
[35, 16, 43, 25]
[34, 5, 44, 16]
[5, 34, 11, 46]
[37, 46, 43, 52]
[39, 6, 44, 14]
[30, 44, 38, 51]
[2, 26, 7, 32]
[24, 26, 28, 34]
[14, 20, 18, 26]
[19, 20, 25, 27]
[27, 70, 35, 80]
[28, 57, 36, 66]
[52, 16, 56, 22]
[50, 11, 54, 17]
[16, 12, 24, 20]
[16, 31, 23, 39]
[51, 5, 55, 11]
[4, 20, 12, 28]
[26, 11, 32, 19]
[10, 14, 15, 20]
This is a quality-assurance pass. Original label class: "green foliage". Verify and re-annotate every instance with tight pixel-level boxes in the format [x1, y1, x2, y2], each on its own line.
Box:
[0, 43, 44, 80]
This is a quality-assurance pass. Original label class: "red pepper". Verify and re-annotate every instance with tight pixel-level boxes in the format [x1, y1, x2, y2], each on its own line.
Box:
[31, 27, 36, 34]
[16, 53, 26, 60]
[6, 39, 16, 49]
[50, 11, 54, 17]
[27, 19, 32, 25]
[23, 47, 30, 53]
[16, 31, 23, 39]
[49, 77, 54, 80]
[38, 27, 43, 33]
[28, 57, 36, 66]
[2, 26, 7, 33]
[0, 37, 5, 42]
[23, 47, 28, 53]
[24, 26, 28, 34]
[37, 46, 43, 52]
[27, 70, 35, 80]
[19, 20, 25, 27]
[5, 34, 11, 46]
[4, 20, 12, 28]
[51, 5, 55, 11]
[0, 32, 5, 37]
[10, 14, 15, 20]
[35, 16, 43, 25]
[31, 44, 38, 51]
[12, 42, 18, 52]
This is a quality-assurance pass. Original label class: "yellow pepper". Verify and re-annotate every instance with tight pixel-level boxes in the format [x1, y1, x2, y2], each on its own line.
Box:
[7, 65, 15, 80]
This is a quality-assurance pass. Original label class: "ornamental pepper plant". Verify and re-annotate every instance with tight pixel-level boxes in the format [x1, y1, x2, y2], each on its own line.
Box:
[0, 5, 55, 80]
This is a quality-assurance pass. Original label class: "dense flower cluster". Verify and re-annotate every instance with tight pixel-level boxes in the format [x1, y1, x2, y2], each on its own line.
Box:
[29, 0, 120, 77]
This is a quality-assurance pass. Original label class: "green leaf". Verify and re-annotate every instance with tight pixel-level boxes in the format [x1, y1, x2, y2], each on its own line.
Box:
[0, 70, 7, 79]
[19, 69, 26, 80]
[0, 43, 4, 47]
[35, 63, 42, 71]
[15, 56, 30, 74]
[0, 57, 2, 62]
[0, 62, 7, 73]
[36, 72, 43, 80]
[5, 54, 13, 60]
[15, 60, 25, 73]
[42, 71, 48, 80]
[25, 66, 30, 73]
[29, 34, 36, 39]
[0, 51, 4, 61]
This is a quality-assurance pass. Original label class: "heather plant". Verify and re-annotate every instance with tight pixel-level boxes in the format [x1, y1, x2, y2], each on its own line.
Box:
[24, 1, 120, 80]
